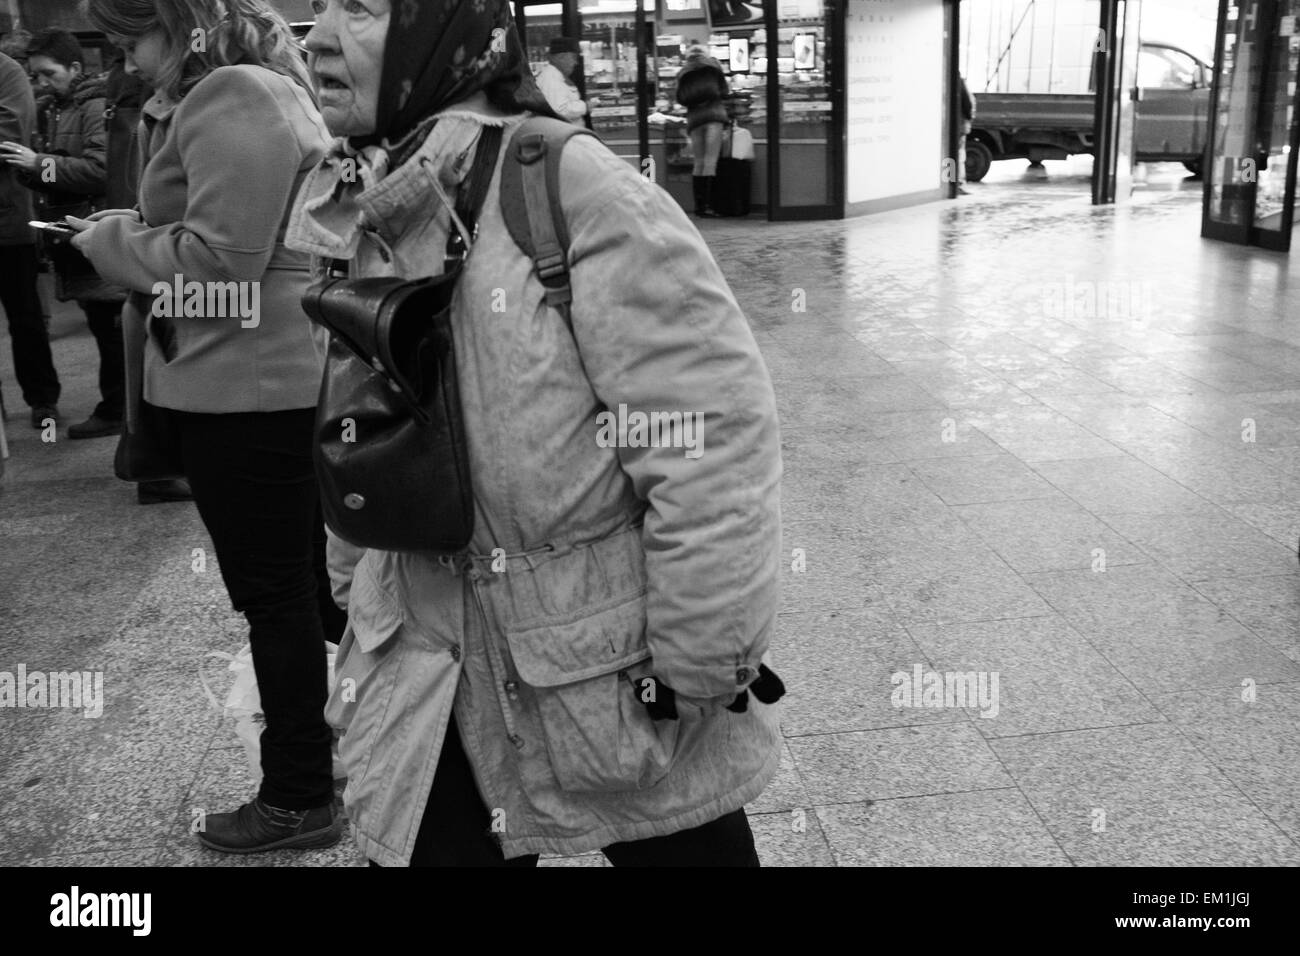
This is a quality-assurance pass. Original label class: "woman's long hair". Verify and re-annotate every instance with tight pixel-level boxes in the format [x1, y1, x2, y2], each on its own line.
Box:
[83, 0, 313, 102]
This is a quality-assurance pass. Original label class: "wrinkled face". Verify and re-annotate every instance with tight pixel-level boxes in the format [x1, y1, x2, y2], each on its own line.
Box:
[113, 30, 166, 88]
[305, 0, 391, 136]
[29, 54, 81, 98]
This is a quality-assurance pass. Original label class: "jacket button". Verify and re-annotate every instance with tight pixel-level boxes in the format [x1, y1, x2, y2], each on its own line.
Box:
[510, 734, 525, 750]
[504, 680, 519, 701]
[450, 645, 461, 662]
[343, 492, 365, 510]
[736, 665, 756, 685]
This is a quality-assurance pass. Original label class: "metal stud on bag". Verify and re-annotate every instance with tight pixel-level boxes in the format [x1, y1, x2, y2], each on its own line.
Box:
[343, 493, 366, 510]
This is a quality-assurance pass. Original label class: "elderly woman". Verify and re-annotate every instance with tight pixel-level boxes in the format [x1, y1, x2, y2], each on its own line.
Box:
[294, 0, 783, 867]
[70, 0, 345, 853]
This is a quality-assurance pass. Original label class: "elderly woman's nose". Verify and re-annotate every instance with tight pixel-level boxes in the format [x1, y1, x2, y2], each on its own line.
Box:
[303, 20, 339, 54]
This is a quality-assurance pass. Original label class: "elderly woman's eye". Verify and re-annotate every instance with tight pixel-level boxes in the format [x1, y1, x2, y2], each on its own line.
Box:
[310, 0, 327, 13]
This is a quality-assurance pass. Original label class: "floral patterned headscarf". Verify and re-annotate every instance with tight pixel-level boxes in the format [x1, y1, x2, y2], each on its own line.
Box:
[363, 0, 557, 160]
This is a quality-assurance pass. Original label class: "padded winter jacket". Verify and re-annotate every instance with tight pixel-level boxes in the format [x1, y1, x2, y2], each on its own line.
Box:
[286, 98, 784, 865]
[676, 56, 729, 132]
[19, 74, 108, 219]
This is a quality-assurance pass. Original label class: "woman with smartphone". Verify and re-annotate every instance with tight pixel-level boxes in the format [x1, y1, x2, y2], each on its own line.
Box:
[69, 0, 345, 854]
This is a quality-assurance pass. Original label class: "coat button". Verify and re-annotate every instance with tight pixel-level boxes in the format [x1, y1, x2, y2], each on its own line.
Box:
[504, 680, 519, 701]
[736, 665, 756, 685]
[510, 734, 525, 750]
[343, 492, 365, 510]
[450, 645, 461, 662]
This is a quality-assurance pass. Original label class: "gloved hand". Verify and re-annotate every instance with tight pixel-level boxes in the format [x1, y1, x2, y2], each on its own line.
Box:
[633, 664, 785, 721]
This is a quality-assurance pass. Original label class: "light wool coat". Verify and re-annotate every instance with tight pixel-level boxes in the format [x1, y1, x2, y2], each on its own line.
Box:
[80, 65, 331, 413]
[288, 101, 783, 865]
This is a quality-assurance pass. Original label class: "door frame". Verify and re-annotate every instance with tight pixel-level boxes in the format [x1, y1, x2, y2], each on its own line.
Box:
[765, 0, 846, 220]
[1200, 0, 1300, 250]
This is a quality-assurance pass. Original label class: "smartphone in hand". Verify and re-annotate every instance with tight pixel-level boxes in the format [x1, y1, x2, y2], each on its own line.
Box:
[29, 220, 80, 247]
[29, 220, 78, 237]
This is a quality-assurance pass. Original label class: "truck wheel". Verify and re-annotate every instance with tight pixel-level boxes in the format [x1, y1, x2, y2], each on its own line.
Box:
[966, 140, 993, 183]
[1183, 160, 1203, 178]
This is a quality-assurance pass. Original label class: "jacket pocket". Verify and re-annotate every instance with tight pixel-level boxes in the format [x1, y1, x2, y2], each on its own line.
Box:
[504, 591, 679, 793]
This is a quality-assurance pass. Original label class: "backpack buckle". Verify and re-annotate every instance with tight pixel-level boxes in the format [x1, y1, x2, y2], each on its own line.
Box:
[535, 250, 567, 281]
[516, 133, 548, 165]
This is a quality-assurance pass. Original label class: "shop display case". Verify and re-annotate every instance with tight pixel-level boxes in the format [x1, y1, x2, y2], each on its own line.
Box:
[514, 0, 840, 216]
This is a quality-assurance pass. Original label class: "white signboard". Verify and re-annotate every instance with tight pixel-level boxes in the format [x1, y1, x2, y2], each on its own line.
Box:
[845, 0, 945, 205]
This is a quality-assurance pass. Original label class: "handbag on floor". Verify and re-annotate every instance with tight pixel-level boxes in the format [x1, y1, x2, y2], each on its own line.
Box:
[113, 292, 185, 482]
[301, 126, 503, 553]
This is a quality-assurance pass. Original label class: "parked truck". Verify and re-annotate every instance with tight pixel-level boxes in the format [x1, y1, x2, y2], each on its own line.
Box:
[965, 40, 1212, 182]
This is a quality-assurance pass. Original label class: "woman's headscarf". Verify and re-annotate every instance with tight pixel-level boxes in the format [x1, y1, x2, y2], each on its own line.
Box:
[359, 0, 558, 162]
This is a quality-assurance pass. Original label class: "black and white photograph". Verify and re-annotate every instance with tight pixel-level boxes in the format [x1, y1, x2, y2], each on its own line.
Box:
[0, 0, 1292, 932]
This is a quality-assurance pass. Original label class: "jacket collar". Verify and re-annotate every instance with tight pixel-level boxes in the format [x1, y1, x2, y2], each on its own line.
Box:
[286, 94, 524, 261]
[142, 88, 180, 124]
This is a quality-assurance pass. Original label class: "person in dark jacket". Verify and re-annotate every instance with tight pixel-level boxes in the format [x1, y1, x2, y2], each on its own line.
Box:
[0, 49, 61, 427]
[957, 75, 975, 194]
[675, 45, 728, 218]
[9, 30, 124, 439]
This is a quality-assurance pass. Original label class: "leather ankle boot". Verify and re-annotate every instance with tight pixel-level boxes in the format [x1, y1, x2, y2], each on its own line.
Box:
[698, 176, 719, 218]
[197, 797, 343, 854]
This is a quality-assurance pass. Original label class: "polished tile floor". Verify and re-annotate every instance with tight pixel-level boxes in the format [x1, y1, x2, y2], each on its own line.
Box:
[2, 160, 1298, 866]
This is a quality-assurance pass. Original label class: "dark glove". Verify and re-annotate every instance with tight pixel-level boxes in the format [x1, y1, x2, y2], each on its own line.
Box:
[725, 664, 786, 713]
[634, 665, 785, 721]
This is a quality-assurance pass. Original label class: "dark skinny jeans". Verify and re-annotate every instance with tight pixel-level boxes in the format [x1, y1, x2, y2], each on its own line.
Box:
[160, 403, 345, 810]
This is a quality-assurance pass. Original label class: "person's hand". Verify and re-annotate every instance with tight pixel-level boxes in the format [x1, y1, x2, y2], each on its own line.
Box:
[83, 208, 141, 223]
[635, 664, 786, 721]
[65, 215, 96, 255]
[0, 141, 40, 173]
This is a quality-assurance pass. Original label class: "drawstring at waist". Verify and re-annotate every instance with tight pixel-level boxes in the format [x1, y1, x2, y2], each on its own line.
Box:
[433, 522, 644, 580]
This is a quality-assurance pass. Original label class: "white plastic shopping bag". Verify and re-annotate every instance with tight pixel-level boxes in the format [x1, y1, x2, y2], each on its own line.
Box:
[201, 641, 345, 784]
[730, 126, 755, 162]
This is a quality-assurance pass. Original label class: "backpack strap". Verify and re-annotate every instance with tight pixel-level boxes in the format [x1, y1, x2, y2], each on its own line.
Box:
[500, 116, 597, 313]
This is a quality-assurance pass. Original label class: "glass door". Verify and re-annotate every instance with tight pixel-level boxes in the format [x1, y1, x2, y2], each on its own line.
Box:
[1202, 0, 1300, 249]
[1250, 0, 1300, 249]
[764, 0, 842, 219]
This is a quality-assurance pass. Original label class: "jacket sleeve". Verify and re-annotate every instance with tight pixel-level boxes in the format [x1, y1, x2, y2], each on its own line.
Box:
[80, 68, 308, 293]
[535, 66, 587, 122]
[41, 96, 107, 195]
[559, 137, 783, 701]
[0, 62, 32, 220]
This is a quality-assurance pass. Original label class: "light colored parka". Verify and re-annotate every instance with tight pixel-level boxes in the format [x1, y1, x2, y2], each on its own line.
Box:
[287, 97, 783, 865]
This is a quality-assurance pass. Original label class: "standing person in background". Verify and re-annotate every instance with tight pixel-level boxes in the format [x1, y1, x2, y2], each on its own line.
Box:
[533, 37, 591, 127]
[71, 0, 343, 853]
[675, 45, 728, 219]
[957, 75, 975, 196]
[0, 49, 61, 428]
[7, 30, 124, 441]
